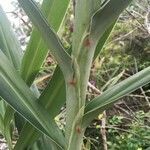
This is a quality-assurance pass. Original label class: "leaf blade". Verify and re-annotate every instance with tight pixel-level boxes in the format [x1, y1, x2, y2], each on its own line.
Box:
[0, 6, 22, 70]
[82, 67, 150, 127]
[0, 51, 66, 149]
[18, 0, 72, 79]
[15, 66, 66, 149]
[21, 0, 70, 86]
[93, 20, 117, 60]
[90, 0, 132, 41]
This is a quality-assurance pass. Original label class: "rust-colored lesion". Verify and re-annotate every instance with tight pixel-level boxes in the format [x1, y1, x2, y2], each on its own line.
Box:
[76, 125, 82, 134]
[83, 36, 93, 48]
[69, 78, 77, 85]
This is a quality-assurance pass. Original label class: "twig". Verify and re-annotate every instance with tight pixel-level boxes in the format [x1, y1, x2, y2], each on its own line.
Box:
[101, 111, 108, 150]
[129, 94, 150, 99]
[34, 74, 51, 84]
[106, 27, 137, 46]
[126, 9, 148, 33]
[114, 104, 130, 116]
[88, 82, 101, 95]
[140, 87, 150, 108]
[105, 126, 150, 140]
[122, 100, 139, 122]
[88, 81, 108, 149]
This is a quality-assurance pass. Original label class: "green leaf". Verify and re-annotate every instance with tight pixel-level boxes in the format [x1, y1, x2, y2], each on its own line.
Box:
[14, 123, 40, 150]
[0, 100, 6, 117]
[18, 0, 72, 79]
[90, 0, 132, 41]
[39, 67, 65, 116]
[14, 66, 66, 149]
[82, 67, 150, 127]
[21, 0, 70, 86]
[93, 20, 116, 60]
[0, 6, 22, 70]
[0, 101, 6, 136]
[0, 51, 66, 149]
[3, 106, 14, 150]
[0, 113, 4, 134]
[0, 5, 26, 135]
[16, 0, 70, 147]
[15, 45, 71, 149]
[32, 135, 62, 150]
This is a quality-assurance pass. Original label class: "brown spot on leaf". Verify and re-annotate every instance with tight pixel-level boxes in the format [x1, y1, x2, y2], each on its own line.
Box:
[84, 37, 93, 47]
[76, 125, 81, 134]
[69, 78, 76, 86]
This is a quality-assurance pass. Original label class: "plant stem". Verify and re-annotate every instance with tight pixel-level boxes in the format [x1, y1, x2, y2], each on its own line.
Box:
[101, 111, 107, 150]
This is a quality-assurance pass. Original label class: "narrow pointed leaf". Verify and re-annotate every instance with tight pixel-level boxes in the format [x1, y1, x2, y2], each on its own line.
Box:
[32, 135, 62, 150]
[0, 114, 4, 134]
[15, 66, 66, 149]
[18, 0, 72, 77]
[16, 0, 70, 145]
[0, 6, 27, 134]
[90, 0, 132, 41]
[93, 20, 116, 59]
[0, 100, 6, 117]
[21, 0, 70, 86]
[0, 6, 22, 70]
[15, 47, 71, 149]
[3, 106, 14, 149]
[82, 67, 150, 127]
[0, 6, 41, 133]
[0, 51, 66, 149]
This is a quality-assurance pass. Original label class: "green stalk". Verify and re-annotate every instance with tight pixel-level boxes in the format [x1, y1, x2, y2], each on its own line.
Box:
[65, 0, 132, 149]
[65, 1, 101, 149]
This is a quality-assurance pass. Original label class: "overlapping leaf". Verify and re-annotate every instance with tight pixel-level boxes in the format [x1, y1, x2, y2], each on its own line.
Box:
[15, 67, 66, 149]
[0, 51, 66, 149]
[0, 6, 24, 146]
[94, 20, 117, 59]
[0, 6, 22, 70]
[21, 0, 70, 86]
[90, 0, 132, 41]
[18, 0, 72, 79]
[82, 66, 150, 127]
[15, 0, 70, 148]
